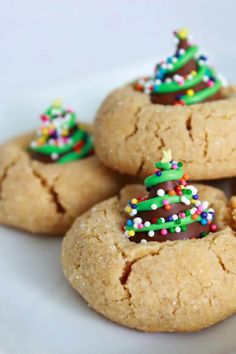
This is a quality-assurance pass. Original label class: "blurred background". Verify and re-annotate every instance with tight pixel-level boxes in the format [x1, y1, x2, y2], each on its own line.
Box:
[1, 0, 236, 103]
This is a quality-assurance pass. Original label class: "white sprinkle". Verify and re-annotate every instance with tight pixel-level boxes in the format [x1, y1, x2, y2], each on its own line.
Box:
[49, 139, 55, 145]
[195, 201, 201, 207]
[167, 64, 173, 70]
[202, 201, 209, 209]
[203, 75, 209, 83]
[144, 88, 151, 94]
[157, 189, 165, 197]
[141, 239, 148, 244]
[133, 223, 139, 229]
[148, 230, 155, 237]
[160, 217, 165, 223]
[162, 63, 168, 70]
[181, 196, 191, 205]
[175, 226, 181, 233]
[130, 209, 137, 216]
[133, 217, 142, 224]
[144, 221, 151, 227]
[190, 207, 197, 215]
[172, 57, 177, 63]
[30, 141, 37, 148]
[165, 78, 172, 83]
[155, 79, 162, 86]
[179, 48, 185, 55]
[51, 153, 58, 160]
[151, 204, 157, 210]
[172, 214, 178, 221]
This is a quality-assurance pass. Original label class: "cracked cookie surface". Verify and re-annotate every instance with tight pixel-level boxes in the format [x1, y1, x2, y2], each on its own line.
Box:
[0, 130, 125, 234]
[94, 85, 236, 180]
[61, 184, 236, 332]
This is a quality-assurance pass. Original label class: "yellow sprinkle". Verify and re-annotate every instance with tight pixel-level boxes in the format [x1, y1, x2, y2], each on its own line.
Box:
[52, 98, 62, 109]
[178, 28, 189, 40]
[191, 199, 196, 204]
[180, 185, 184, 189]
[128, 230, 135, 237]
[42, 128, 48, 135]
[62, 129, 69, 136]
[191, 70, 197, 77]
[187, 89, 194, 96]
[131, 198, 138, 204]
[125, 206, 132, 213]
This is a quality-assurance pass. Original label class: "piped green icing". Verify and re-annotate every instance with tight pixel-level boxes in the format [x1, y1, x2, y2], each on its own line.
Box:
[28, 100, 94, 163]
[126, 213, 201, 232]
[136, 192, 192, 211]
[145, 166, 184, 187]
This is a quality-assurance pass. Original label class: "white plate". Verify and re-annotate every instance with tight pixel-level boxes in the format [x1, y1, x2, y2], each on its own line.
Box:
[0, 63, 236, 354]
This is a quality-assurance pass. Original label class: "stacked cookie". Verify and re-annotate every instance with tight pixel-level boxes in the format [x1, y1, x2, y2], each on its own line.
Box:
[2, 29, 236, 333]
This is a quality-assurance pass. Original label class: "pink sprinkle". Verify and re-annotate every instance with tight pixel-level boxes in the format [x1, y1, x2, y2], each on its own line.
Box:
[207, 80, 214, 87]
[163, 199, 169, 205]
[198, 206, 204, 212]
[160, 229, 168, 236]
[210, 224, 217, 232]
[179, 212, 186, 218]
[41, 114, 49, 121]
[172, 163, 178, 170]
[138, 223, 144, 229]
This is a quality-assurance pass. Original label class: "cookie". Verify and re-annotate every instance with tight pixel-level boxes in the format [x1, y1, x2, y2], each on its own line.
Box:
[61, 182, 236, 332]
[0, 103, 126, 234]
[94, 29, 236, 180]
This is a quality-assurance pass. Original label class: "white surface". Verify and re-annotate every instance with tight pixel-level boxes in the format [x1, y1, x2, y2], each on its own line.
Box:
[1, 2, 236, 352]
[1, 0, 236, 102]
[0, 65, 236, 354]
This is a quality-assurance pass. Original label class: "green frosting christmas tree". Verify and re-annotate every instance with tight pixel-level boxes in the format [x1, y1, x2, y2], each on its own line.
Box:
[29, 100, 94, 163]
[124, 150, 217, 243]
[135, 28, 226, 105]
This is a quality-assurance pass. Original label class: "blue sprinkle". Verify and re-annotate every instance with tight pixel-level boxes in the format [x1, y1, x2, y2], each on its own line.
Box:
[131, 204, 137, 209]
[126, 219, 133, 226]
[199, 55, 208, 61]
[156, 171, 162, 176]
[167, 216, 173, 222]
[201, 212, 207, 218]
[176, 93, 183, 100]
[200, 219, 208, 225]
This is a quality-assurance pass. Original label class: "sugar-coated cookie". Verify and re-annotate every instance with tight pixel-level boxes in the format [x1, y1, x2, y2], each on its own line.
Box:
[61, 184, 236, 332]
[61, 155, 236, 332]
[0, 101, 125, 234]
[94, 29, 236, 180]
